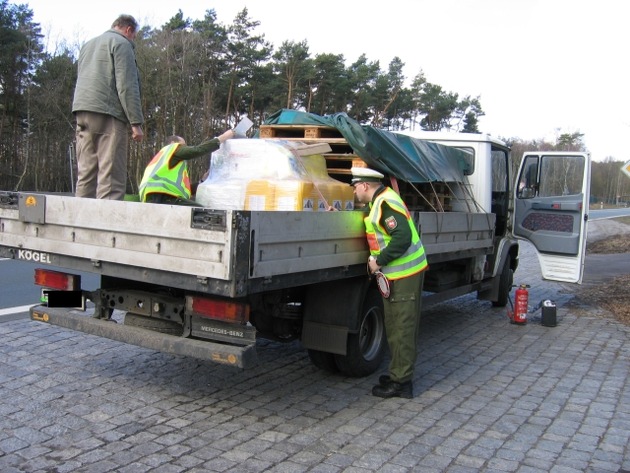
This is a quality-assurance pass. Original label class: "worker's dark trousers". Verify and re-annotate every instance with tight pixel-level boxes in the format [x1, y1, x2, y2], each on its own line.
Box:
[382, 271, 424, 383]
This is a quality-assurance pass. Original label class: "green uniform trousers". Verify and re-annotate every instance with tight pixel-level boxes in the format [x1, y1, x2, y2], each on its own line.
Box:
[382, 271, 424, 383]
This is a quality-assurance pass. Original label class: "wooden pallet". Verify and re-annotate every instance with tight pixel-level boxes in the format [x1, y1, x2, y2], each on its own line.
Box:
[259, 124, 342, 140]
[323, 153, 366, 179]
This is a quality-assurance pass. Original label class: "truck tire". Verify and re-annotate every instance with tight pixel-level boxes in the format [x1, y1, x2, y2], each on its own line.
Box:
[307, 350, 339, 373]
[334, 288, 385, 377]
[492, 257, 513, 307]
[124, 313, 183, 336]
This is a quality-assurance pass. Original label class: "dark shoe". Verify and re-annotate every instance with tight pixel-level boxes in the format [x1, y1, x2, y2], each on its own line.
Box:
[378, 374, 391, 386]
[372, 380, 413, 399]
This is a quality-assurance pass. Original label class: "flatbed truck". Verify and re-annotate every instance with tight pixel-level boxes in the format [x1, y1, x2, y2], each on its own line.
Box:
[0, 123, 590, 377]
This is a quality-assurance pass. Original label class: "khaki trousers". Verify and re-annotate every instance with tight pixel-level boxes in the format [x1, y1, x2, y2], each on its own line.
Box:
[75, 111, 129, 200]
[382, 271, 424, 383]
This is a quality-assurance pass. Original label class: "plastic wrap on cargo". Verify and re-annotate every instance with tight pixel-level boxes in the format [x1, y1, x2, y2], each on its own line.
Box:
[195, 139, 354, 211]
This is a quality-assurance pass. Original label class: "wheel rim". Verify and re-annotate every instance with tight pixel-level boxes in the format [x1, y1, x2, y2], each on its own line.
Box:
[359, 305, 384, 361]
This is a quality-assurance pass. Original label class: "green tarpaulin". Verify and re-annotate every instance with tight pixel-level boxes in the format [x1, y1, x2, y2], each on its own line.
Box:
[262, 109, 470, 183]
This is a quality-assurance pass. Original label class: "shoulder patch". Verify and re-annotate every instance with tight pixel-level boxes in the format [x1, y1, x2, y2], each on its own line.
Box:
[385, 216, 398, 230]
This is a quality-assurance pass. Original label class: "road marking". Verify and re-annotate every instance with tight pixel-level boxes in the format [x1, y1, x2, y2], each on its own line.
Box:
[0, 305, 35, 317]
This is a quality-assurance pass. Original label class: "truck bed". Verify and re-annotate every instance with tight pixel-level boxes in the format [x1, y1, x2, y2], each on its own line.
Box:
[0, 192, 495, 296]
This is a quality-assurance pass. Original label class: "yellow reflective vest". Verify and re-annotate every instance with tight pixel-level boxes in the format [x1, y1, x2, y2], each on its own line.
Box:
[139, 143, 191, 202]
[364, 187, 428, 280]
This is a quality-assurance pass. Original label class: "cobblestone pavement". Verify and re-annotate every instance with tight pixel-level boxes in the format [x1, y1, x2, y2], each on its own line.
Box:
[1, 242, 629, 473]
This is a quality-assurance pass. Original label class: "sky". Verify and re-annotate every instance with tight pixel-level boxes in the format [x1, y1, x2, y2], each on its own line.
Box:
[24, 0, 629, 163]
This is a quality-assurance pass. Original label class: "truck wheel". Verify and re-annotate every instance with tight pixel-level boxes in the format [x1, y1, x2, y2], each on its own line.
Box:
[492, 257, 513, 307]
[307, 350, 339, 373]
[334, 289, 385, 377]
[124, 313, 183, 336]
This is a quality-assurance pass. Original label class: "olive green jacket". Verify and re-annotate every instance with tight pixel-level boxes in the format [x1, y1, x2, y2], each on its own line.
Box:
[72, 29, 144, 125]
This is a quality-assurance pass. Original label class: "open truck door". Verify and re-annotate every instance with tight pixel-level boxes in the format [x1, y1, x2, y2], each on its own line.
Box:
[513, 151, 591, 283]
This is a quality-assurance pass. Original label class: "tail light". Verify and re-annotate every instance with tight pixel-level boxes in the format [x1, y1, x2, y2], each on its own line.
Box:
[186, 295, 249, 324]
[34, 268, 81, 290]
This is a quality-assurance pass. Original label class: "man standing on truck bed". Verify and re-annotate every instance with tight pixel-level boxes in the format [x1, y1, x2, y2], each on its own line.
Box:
[138, 129, 234, 205]
[72, 14, 145, 200]
[351, 167, 428, 399]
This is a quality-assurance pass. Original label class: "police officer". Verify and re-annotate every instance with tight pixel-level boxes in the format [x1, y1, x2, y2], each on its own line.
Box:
[351, 167, 428, 398]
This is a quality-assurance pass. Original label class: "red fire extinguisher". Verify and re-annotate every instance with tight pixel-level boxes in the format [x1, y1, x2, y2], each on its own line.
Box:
[512, 284, 530, 324]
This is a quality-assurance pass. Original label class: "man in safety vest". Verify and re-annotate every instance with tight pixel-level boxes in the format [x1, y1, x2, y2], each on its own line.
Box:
[139, 129, 234, 205]
[351, 167, 428, 399]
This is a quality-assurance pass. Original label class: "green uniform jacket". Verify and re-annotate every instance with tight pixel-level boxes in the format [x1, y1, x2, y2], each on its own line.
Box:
[72, 29, 144, 125]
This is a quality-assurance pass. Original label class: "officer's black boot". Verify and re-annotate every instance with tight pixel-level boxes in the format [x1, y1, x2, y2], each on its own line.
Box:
[372, 380, 413, 399]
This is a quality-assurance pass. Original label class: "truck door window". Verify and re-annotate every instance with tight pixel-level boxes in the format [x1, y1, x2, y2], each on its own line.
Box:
[517, 156, 538, 198]
[538, 155, 585, 197]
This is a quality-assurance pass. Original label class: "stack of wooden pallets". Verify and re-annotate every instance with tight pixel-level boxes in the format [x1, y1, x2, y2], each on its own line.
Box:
[259, 124, 365, 183]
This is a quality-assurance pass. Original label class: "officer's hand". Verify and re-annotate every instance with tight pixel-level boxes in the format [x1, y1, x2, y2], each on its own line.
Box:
[368, 256, 381, 274]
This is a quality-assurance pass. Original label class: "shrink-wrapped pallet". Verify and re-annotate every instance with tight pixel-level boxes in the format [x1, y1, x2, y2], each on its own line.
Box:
[195, 139, 354, 211]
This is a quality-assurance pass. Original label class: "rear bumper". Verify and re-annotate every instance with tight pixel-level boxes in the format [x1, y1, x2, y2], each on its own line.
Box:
[30, 306, 257, 369]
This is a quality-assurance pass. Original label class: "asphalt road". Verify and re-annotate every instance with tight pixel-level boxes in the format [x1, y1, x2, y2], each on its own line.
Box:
[582, 217, 630, 285]
[582, 252, 630, 285]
